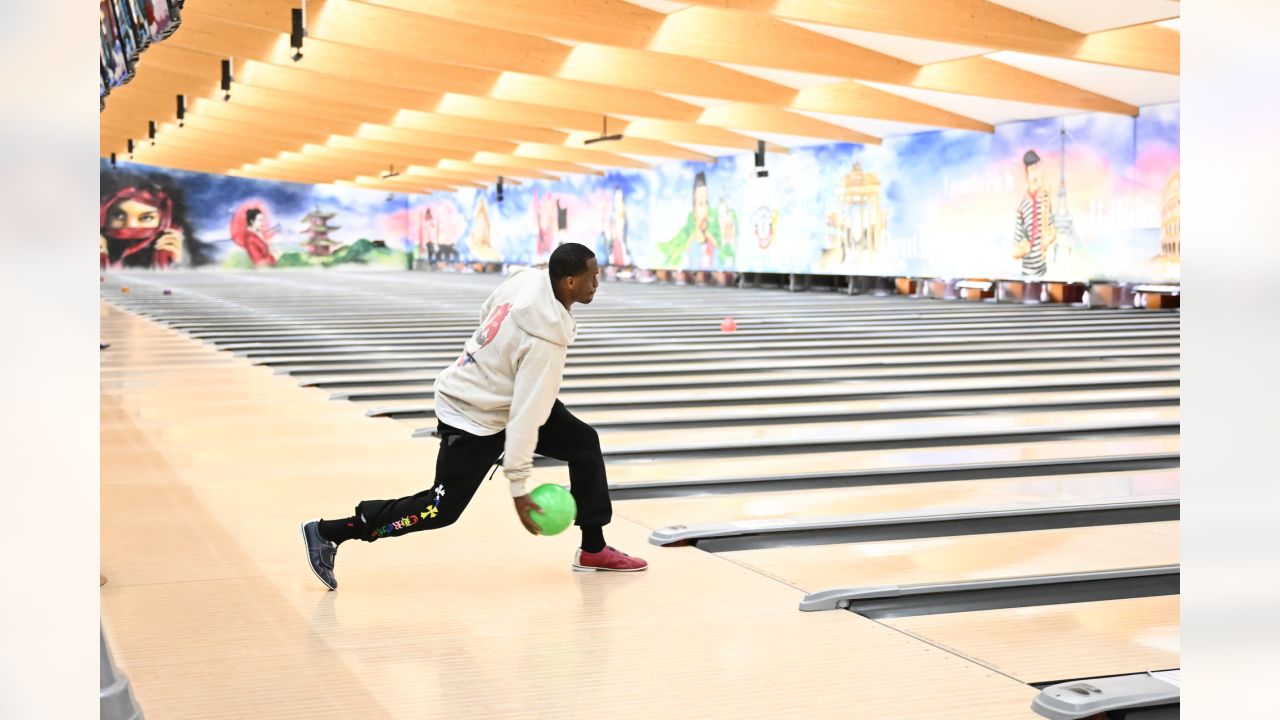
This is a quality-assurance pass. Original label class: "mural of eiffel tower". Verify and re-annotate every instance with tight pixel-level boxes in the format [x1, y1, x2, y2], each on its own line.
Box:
[1053, 120, 1080, 265]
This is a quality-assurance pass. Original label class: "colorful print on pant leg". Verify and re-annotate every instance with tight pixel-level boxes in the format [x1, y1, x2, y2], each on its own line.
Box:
[369, 513, 420, 539]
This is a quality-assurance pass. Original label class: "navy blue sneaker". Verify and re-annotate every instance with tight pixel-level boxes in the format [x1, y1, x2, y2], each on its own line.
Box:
[300, 520, 338, 591]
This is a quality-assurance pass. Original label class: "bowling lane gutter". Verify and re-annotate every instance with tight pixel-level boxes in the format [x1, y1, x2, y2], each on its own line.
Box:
[255, 337, 1179, 368]
[533, 423, 1179, 467]
[352, 375, 1179, 406]
[307, 360, 1180, 391]
[647, 497, 1182, 552]
[277, 349, 1180, 379]
[606, 453, 1180, 500]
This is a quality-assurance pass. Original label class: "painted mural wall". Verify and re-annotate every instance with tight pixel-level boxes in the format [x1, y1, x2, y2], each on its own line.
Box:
[99, 164, 422, 270]
[101, 103, 1179, 282]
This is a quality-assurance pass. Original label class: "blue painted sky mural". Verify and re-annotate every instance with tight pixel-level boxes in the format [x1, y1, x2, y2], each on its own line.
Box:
[101, 103, 1178, 282]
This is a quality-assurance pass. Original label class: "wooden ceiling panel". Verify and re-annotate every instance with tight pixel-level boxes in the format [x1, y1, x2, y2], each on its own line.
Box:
[102, 0, 1177, 187]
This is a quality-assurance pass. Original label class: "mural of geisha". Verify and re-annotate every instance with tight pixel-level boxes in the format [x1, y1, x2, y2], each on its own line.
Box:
[99, 171, 214, 270]
[229, 200, 279, 266]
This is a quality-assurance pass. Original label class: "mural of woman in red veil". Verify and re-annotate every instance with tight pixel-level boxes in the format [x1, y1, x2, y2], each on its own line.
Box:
[230, 200, 279, 266]
[99, 186, 185, 269]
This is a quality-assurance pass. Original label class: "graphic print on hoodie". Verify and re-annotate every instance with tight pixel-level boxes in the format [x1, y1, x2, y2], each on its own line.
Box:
[433, 268, 577, 485]
[457, 302, 512, 366]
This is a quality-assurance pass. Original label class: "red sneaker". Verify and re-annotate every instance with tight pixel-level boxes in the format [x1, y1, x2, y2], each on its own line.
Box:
[573, 545, 649, 572]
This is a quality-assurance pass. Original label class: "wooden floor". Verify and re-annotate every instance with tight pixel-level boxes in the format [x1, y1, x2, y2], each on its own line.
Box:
[100, 303, 1043, 719]
[102, 271, 1180, 718]
[886, 596, 1180, 684]
[720, 522, 1180, 591]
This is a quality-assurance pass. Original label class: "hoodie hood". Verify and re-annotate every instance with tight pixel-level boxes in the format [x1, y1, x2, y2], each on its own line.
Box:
[496, 267, 576, 347]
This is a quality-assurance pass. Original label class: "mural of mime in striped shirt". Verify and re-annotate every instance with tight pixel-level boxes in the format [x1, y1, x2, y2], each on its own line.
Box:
[1013, 150, 1057, 277]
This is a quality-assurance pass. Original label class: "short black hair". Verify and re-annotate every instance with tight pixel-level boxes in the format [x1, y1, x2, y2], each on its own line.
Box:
[245, 208, 262, 225]
[549, 242, 596, 283]
[1023, 150, 1040, 167]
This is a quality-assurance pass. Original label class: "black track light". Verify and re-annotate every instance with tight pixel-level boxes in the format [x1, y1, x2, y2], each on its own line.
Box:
[176, 94, 187, 127]
[126, 139, 134, 158]
[221, 59, 233, 101]
[110, 153, 117, 167]
[291, 8, 305, 62]
[148, 120, 157, 143]
[755, 140, 768, 179]
[497, 176, 504, 202]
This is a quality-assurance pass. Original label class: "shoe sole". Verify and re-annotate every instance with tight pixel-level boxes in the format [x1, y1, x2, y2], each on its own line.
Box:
[300, 520, 337, 591]
[572, 563, 648, 573]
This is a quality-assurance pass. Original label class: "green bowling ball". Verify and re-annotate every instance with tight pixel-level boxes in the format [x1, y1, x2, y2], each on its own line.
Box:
[528, 483, 577, 536]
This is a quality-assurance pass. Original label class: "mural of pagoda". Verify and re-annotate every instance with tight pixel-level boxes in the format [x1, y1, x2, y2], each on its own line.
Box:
[299, 207, 341, 257]
[824, 161, 889, 267]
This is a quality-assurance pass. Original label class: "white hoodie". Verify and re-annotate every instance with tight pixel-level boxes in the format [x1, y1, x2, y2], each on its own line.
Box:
[433, 268, 577, 487]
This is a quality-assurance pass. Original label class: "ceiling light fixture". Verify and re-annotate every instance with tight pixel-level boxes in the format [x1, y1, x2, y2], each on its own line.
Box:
[583, 115, 623, 145]
[754, 140, 768, 178]
[290, 8, 305, 62]
[221, 59, 234, 101]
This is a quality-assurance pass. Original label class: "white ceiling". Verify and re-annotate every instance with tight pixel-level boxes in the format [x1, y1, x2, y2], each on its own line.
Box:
[988, 51, 1180, 107]
[785, 20, 992, 64]
[620, 0, 689, 15]
[986, 0, 1180, 33]
[712, 63, 850, 90]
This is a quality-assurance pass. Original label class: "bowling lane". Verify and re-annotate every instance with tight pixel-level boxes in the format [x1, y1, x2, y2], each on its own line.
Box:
[308, 357, 1179, 393]
[278, 345, 1178, 378]
[614, 470, 1180, 529]
[218, 326, 1179, 355]
[585, 406, 1179, 457]
[386, 387, 1178, 429]
[527, 435, 1179, 492]
[259, 337, 1177, 372]
[886, 596, 1180, 684]
[719, 522, 1179, 593]
[357, 370, 1180, 412]
[168, 305, 1164, 331]
[188, 314, 1176, 344]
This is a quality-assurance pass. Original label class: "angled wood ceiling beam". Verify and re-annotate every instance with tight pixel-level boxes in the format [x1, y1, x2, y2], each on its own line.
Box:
[345, 0, 1140, 113]
[403, 166, 522, 186]
[433, 95, 630, 136]
[793, 83, 994, 132]
[324, 135, 478, 164]
[340, 176, 466, 194]
[609, 120, 790, 153]
[345, 0, 798, 104]
[355, 122, 519, 155]
[698, 104, 882, 144]
[512, 144, 654, 170]
[676, 0, 1177, 73]
[471, 153, 605, 177]
[1076, 24, 1179, 75]
[562, 136, 716, 162]
[437, 159, 559, 182]
[912, 57, 1137, 115]
[387, 111, 567, 146]
[297, 143, 455, 169]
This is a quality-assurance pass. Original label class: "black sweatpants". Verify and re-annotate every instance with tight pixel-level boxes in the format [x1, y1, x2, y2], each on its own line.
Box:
[352, 400, 611, 542]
